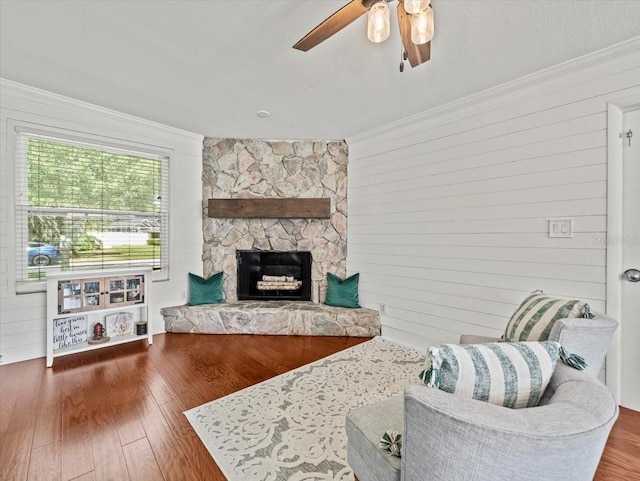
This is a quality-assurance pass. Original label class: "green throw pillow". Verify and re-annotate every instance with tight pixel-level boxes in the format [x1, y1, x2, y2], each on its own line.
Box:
[504, 290, 594, 342]
[188, 272, 225, 306]
[419, 341, 563, 409]
[324, 272, 360, 308]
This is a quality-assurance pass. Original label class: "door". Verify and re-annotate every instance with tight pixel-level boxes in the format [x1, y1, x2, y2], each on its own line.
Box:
[621, 108, 640, 411]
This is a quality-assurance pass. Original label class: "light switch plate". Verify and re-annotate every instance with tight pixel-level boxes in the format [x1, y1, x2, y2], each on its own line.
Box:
[549, 219, 573, 238]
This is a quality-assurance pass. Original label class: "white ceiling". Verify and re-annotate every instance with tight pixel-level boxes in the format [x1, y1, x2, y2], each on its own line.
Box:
[1, 1, 639, 140]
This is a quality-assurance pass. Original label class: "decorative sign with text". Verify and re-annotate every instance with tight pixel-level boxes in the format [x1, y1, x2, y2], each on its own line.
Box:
[53, 315, 89, 350]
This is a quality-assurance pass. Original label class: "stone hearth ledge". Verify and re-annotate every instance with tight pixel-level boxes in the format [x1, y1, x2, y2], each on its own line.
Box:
[161, 301, 380, 337]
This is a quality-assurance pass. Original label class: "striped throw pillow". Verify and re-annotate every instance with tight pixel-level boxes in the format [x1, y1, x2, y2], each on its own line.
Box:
[504, 291, 590, 342]
[419, 341, 561, 409]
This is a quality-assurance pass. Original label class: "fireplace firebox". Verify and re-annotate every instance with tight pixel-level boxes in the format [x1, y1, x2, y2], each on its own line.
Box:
[236, 250, 312, 301]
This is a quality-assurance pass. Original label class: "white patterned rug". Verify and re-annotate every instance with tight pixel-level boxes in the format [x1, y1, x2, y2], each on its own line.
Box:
[184, 337, 425, 481]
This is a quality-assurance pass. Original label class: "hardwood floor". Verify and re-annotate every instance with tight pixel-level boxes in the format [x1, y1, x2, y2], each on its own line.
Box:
[0, 333, 638, 481]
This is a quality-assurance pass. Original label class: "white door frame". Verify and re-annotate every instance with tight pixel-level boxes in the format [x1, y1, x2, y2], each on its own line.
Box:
[606, 94, 640, 402]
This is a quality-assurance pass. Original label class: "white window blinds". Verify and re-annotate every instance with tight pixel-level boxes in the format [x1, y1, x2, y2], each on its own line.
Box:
[15, 129, 169, 290]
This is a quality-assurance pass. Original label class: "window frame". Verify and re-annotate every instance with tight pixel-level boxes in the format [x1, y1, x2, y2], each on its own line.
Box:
[10, 120, 172, 294]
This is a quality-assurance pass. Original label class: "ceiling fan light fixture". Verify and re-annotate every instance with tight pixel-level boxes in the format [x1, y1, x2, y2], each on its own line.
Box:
[404, 0, 429, 15]
[367, 1, 391, 43]
[293, 0, 431, 69]
[410, 6, 434, 45]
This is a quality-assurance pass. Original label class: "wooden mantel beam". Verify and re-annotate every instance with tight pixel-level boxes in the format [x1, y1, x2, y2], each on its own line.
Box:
[208, 198, 331, 219]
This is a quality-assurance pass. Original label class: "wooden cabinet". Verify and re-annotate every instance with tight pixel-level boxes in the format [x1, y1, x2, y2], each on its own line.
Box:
[47, 268, 152, 367]
[57, 274, 145, 314]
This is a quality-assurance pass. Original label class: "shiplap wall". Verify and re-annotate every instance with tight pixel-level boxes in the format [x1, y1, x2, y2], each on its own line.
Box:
[0, 80, 204, 364]
[347, 40, 640, 349]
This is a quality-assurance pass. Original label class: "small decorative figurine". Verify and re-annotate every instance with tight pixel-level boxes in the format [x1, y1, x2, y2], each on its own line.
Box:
[94, 322, 104, 338]
[88, 322, 110, 344]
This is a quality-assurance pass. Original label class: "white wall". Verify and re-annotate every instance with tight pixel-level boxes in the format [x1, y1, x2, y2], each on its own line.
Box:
[346, 39, 640, 349]
[0, 80, 204, 364]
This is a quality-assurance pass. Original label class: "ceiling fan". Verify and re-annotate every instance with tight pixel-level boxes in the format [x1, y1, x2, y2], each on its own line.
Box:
[293, 0, 434, 70]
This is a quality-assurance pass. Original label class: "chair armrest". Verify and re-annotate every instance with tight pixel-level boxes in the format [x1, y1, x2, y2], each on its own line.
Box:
[402, 379, 617, 481]
[459, 334, 500, 345]
[548, 312, 618, 377]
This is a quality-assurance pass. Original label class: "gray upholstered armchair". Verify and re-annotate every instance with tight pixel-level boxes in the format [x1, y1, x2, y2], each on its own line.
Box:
[460, 312, 618, 378]
[346, 313, 620, 481]
[346, 363, 619, 481]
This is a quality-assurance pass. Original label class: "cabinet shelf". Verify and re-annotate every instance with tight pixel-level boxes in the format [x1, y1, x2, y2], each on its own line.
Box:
[53, 333, 150, 358]
[57, 303, 145, 317]
[46, 268, 152, 367]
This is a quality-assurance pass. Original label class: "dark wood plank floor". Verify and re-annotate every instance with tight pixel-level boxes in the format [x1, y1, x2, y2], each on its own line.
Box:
[0, 334, 637, 481]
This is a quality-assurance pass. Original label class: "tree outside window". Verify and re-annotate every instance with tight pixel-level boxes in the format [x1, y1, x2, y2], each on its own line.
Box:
[15, 130, 169, 289]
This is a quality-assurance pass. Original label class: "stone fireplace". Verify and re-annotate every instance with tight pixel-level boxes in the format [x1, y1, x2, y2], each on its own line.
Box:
[202, 139, 348, 303]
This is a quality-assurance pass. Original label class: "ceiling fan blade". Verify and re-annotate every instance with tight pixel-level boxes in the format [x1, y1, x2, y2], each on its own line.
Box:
[397, 2, 431, 68]
[293, 1, 370, 52]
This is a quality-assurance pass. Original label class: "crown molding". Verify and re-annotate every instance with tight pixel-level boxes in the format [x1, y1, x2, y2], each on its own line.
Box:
[348, 36, 640, 144]
[0, 78, 204, 143]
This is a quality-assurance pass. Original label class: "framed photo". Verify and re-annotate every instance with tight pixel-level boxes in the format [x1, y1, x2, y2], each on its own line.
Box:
[105, 311, 134, 337]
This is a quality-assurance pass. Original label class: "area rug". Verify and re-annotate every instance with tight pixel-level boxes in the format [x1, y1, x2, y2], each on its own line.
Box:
[184, 337, 425, 481]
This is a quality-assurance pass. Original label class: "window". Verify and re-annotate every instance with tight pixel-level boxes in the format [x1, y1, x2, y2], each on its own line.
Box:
[15, 126, 169, 291]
